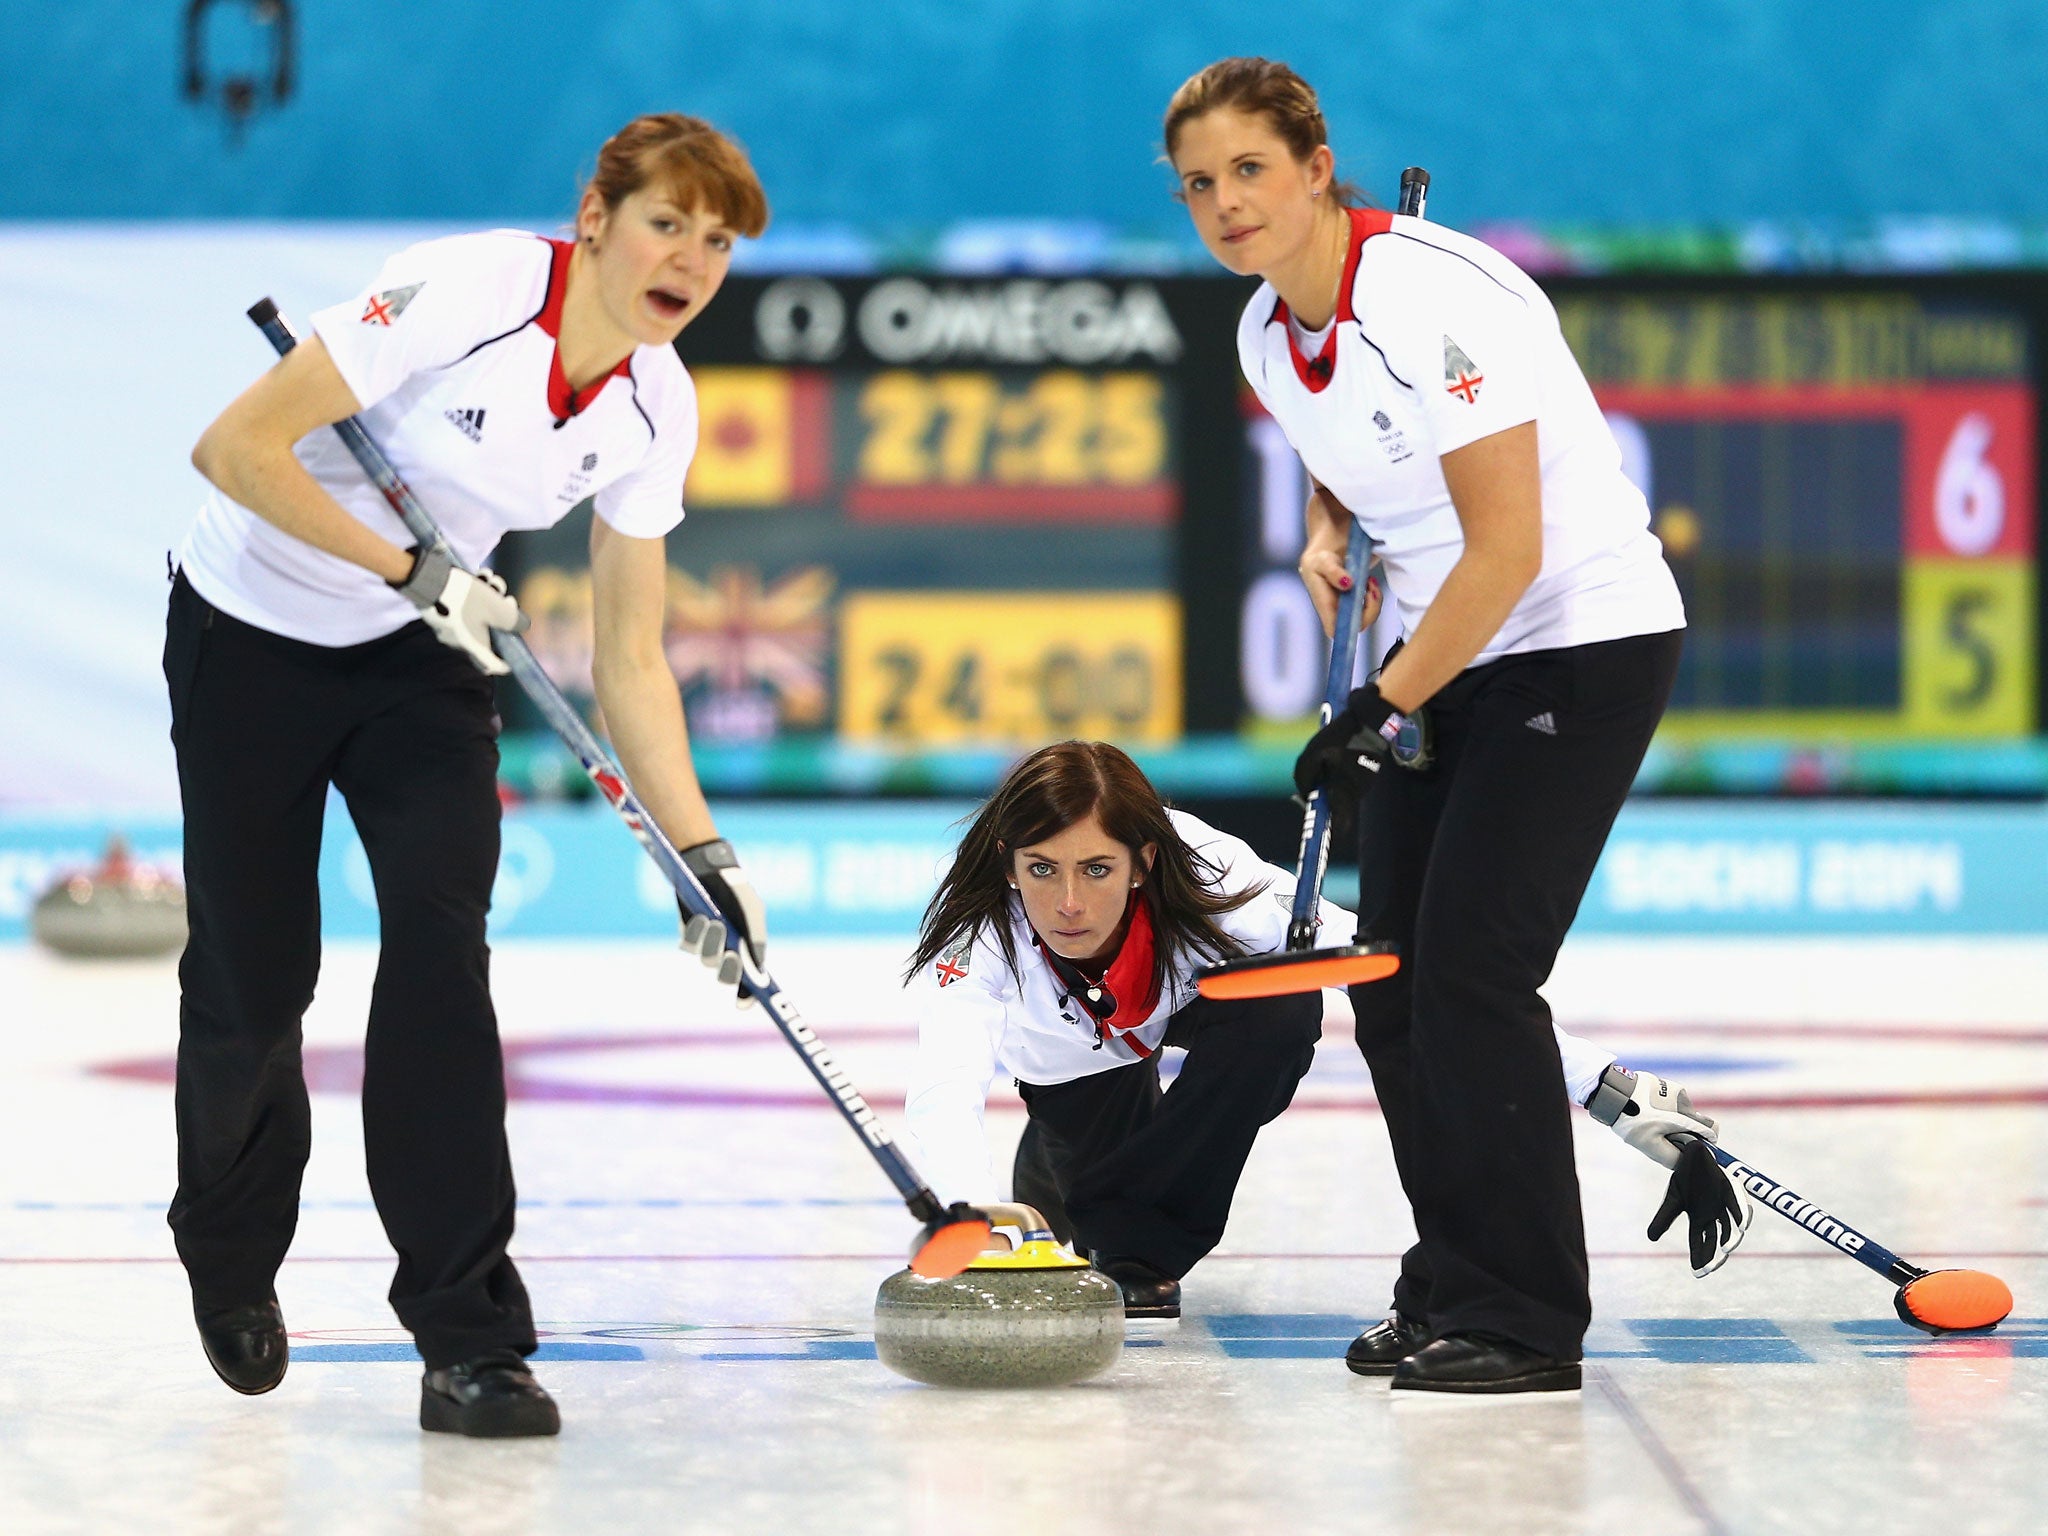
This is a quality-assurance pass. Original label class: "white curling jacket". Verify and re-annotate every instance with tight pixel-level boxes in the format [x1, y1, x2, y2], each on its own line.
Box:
[181, 231, 697, 646]
[1237, 207, 1684, 663]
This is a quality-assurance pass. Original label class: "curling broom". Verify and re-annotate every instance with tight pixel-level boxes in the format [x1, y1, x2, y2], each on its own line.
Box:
[1196, 514, 1400, 999]
[1708, 1142, 2014, 1335]
[1195, 168, 1432, 1004]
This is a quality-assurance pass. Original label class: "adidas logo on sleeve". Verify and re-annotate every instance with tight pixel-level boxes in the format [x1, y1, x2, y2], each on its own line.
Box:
[1525, 711, 1557, 735]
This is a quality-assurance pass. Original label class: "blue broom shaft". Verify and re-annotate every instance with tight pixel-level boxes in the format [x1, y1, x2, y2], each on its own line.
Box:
[1705, 1142, 1917, 1283]
[1289, 522, 1374, 936]
[1291, 159, 1415, 941]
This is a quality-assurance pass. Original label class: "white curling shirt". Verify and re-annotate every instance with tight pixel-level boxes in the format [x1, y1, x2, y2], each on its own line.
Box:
[1239, 208, 1684, 662]
[899, 819, 1621, 1206]
[181, 230, 698, 646]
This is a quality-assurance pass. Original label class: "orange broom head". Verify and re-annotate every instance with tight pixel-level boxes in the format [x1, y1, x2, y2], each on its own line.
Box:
[1897, 1269, 2014, 1334]
[1196, 943, 1400, 1001]
[908, 1215, 994, 1279]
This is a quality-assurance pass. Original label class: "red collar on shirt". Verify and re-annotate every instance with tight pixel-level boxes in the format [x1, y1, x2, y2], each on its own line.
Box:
[538, 238, 634, 424]
[1034, 896, 1164, 1056]
[1267, 206, 1393, 394]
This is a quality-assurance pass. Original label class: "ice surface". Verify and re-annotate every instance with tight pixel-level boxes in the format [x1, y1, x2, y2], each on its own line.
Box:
[2, 935, 2043, 1535]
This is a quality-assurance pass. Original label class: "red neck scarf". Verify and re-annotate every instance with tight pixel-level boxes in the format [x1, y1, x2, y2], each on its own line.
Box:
[1035, 896, 1164, 1056]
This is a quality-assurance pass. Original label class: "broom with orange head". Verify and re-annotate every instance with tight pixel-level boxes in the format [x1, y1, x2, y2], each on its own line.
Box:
[1194, 169, 1432, 1006]
[1707, 1143, 2013, 1335]
[1193, 514, 1402, 1002]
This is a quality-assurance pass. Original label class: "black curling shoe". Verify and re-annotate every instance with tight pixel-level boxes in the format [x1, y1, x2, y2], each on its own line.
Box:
[1344, 1311, 1432, 1376]
[197, 1297, 288, 1395]
[1095, 1258, 1182, 1320]
[1390, 1332, 1581, 1395]
[420, 1351, 561, 1438]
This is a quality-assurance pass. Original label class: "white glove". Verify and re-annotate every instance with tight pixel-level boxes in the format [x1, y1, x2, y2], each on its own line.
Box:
[393, 544, 524, 676]
[679, 839, 768, 1006]
[1584, 1063, 1718, 1171]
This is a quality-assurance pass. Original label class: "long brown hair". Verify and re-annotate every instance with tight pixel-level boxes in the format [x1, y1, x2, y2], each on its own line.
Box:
[1162, 57, 1366, 207]
[906, 741, 1261, 993]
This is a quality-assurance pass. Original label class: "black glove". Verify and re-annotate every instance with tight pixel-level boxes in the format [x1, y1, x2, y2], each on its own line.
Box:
[1291, 681, 1434, 801]
[678, 839, 768, 1000]
[1646, 1135, 1752, 1277]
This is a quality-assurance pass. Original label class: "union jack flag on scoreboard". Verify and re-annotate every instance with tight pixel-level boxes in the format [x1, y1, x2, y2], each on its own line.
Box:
[663, 565, 833, 730]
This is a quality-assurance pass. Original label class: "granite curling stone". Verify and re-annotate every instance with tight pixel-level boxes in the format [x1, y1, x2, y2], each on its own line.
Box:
[874, 1202, 1124, 1388]
[31, 837, 187, 959]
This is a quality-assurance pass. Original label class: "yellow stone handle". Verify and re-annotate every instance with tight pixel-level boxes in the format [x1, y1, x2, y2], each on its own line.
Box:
[972, 1202, 1055, 1248]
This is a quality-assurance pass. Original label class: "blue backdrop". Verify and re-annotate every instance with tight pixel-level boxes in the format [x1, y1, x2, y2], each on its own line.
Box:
[8, 1, 2048, 227]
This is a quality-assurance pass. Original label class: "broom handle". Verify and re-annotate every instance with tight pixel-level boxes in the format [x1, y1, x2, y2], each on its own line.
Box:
[1281, 164, 1424, 949]
[1285, 522, 1372, 949]
[1705, 1143, 1919, 1283]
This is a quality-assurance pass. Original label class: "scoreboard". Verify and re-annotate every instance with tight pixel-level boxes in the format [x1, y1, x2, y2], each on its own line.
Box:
[496, 274, 1230, 753]
[1233, 285, 2041, 746]
[496, 268, 2046, 792]
[1568, 294, 2035, 738]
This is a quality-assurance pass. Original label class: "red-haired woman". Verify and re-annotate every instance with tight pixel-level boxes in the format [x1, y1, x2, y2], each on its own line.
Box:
[1163, 60, 1703, 1393]
[899, 742, 1726, 1322]
[167, 115, 769, 1436]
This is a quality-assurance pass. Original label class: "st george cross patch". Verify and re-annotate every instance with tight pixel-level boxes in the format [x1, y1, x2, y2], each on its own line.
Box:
[935, 937, 971, 988]
[1443, 336, 1484, 403]
[361, 283, 424, 327]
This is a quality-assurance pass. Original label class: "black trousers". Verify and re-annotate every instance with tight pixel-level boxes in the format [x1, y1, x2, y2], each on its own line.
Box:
[1009, 990, 1323, 1279]
[1351, 629, 1681, 1361]
[163, 572, 534, 1370]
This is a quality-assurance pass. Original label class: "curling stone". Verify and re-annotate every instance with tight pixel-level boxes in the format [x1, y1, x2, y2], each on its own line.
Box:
[30, 836, 187, 959]
[875, 1202, 1124, 1388]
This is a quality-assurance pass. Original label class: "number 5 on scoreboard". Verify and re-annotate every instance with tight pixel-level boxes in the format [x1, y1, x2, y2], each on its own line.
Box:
[1902, 560, 2035, 734]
